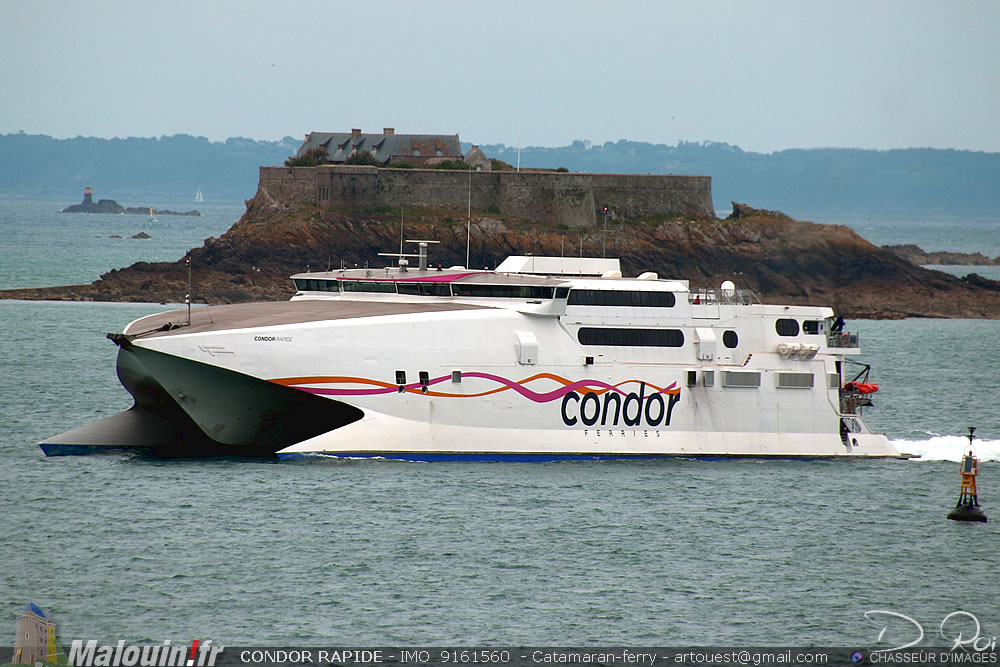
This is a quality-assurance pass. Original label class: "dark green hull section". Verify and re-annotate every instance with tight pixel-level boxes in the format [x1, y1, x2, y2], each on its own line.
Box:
[41, 338, 363, 457]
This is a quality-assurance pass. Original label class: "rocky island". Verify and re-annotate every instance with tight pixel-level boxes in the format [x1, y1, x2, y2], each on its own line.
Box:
[6, 165, 1000, 319]
[62, 187, 200, 216]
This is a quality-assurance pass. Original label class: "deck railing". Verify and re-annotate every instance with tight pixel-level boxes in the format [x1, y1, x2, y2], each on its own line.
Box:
[687, 288, 758, 306]
[827, 332, 860, 348]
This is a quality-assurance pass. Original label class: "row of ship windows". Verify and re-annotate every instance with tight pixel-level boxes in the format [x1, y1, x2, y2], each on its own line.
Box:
[294, 278, 565, 299]
[294, 280, 678, 307]
[391, 368, 830, 390]
[578, 328, 741, 348]
[777, 318, 823, 336]
[692, 370, 834, 389]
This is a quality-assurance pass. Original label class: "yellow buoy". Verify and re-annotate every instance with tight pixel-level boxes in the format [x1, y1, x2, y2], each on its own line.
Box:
[948, 427, 987, 523]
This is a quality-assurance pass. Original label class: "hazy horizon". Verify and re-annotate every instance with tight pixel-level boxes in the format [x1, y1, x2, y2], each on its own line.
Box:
[6, 131, 1000, 157]
[3, 1, 999, 154]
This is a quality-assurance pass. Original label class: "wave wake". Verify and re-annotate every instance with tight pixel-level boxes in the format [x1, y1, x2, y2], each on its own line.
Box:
[891, 435, 1000, 462]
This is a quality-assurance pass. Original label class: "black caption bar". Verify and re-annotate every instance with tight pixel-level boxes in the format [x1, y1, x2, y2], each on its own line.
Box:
[207, 647, 1000, 667]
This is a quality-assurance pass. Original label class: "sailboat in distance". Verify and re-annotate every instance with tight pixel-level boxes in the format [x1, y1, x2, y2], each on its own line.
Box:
[194, 188, 204, 203]
[148, 206, 156, 222]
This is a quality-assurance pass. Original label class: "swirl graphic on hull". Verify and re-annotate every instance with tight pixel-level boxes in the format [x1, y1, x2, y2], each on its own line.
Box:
[271, 372, 679, 403]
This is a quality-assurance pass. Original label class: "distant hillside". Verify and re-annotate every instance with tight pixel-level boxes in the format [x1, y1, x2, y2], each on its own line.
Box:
[477, 140, 1000, 218]
[2, 133, 998, 216]
[0, 133, 300, 202]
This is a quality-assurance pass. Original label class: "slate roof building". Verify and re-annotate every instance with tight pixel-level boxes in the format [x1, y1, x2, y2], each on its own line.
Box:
[295, 128, 464, 167]
[463, 145, 492, 172]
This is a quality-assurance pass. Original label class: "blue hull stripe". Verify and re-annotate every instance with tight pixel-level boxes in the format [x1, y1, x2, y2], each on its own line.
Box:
[41, 445, 852, 462]
[278, 451, 733, 462]
[40, 444, 143, 457]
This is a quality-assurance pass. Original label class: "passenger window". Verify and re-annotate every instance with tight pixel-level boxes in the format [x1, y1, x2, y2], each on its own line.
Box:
[775, 319, 799, 336]
[578, 328, 684, 347]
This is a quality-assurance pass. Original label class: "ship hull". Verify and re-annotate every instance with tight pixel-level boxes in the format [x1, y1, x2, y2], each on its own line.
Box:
[42, 335, 901, 460]
[42, 293, 904, 460]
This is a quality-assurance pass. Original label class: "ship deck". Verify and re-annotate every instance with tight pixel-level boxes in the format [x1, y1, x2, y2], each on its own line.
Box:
[125, 300, 491, 338]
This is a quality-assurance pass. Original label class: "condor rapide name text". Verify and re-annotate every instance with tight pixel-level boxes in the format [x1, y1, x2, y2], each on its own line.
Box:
[240, 650, 384, 664]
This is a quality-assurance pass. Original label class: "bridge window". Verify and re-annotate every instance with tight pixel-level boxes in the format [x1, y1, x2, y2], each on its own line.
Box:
[568, 289, 675, 307]
[293, 278, 338, 292]
[452, 284, 555, 299]
[578, 328, 685, 347]
[340, 281, 396, 293]
[397, 282, 450, 296]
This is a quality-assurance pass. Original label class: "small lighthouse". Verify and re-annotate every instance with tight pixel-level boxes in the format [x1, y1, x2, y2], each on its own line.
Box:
[82, 186, 93, 205]
[947, 427, 988, 523]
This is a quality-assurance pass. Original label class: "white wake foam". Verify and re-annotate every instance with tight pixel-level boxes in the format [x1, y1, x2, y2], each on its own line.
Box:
[891, 435, 1000, 462]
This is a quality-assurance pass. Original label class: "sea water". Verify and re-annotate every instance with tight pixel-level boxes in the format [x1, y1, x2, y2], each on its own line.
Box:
[1, 201, 998, 647]
[0, 199, 245, 290]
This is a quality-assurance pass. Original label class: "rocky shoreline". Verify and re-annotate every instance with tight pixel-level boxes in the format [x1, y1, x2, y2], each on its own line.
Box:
[4, 193, 1000, 319]
[882, 243, 1000, 266]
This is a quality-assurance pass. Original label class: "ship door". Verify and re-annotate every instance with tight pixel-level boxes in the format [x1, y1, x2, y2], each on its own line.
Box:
[515, 331, 538, 365]
[694, 327, 717, 361]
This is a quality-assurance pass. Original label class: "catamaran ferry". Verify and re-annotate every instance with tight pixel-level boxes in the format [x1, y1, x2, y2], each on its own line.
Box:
[42, 242, 903, 460]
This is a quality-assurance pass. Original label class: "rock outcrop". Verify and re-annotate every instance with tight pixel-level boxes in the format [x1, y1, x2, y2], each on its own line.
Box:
[63, 198, 125, 214]
[726, 202, 791, 220]
[62, 189, 199, 216]
[882, 244, 1000, 266]
[8, 192, 1000, 319]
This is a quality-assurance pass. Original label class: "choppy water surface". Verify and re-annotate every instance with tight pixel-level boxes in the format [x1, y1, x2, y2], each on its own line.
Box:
[1, 202, 998, 647]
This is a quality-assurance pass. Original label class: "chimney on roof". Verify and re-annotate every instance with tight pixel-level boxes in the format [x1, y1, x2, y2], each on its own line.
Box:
[351, 128, 361, 138]
[383, 127, 395, 135]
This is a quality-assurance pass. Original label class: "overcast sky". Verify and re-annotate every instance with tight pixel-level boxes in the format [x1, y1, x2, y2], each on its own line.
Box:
[2, 0, 997, 153]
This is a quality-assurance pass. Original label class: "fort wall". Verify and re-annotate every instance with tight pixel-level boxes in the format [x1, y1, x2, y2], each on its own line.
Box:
[258, 165, 714, 226]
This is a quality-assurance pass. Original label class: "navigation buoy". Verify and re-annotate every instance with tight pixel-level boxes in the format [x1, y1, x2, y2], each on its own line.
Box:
[947, 427, 987, 523]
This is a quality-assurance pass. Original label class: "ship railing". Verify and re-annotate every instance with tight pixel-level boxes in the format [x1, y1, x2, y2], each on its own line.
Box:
[840, 394, 873, 416]
[687, 287, 758, 306]
[827, 331, 860, 348]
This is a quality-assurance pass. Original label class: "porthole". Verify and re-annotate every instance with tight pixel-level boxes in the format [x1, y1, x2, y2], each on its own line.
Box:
[723, 330, 739, 348]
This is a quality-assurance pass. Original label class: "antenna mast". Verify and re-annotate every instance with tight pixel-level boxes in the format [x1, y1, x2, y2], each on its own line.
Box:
[466, 171, 472, 269]
[185, 254, 192, 326]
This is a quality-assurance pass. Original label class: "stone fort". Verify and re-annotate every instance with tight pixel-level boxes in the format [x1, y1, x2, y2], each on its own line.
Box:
[258, 165, 714, 227]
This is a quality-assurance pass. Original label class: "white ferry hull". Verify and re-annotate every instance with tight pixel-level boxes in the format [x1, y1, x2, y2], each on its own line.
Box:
[42, 254, 904, 461]
[43, 310, 900, 460]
